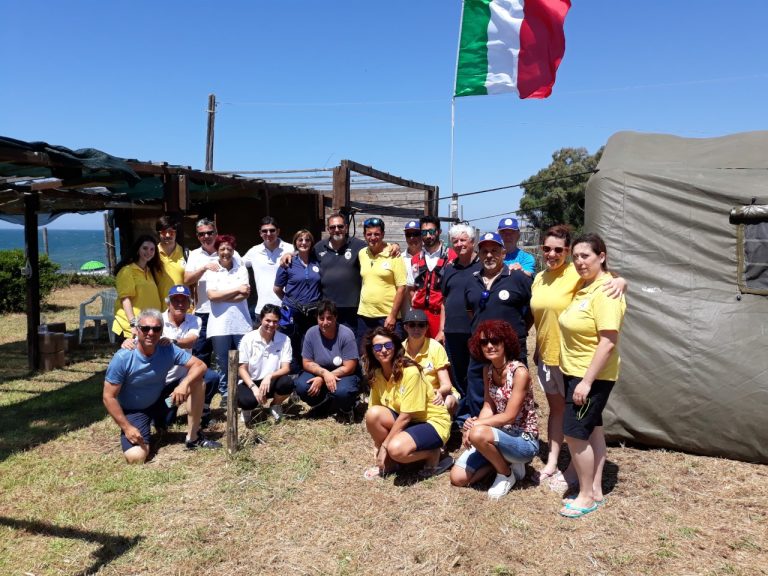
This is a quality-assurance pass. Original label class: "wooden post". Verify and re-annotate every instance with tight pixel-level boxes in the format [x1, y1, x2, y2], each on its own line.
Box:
[332, 163, 351, 221]
[42, 227, 49, 256]
[103, 212, 117, 275]
[205, 94, 216, 171]
[226, 349, 239, 454]
[24, 193, 41, 370]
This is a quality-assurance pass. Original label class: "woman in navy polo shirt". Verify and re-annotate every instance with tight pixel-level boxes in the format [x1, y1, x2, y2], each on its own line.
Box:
[274, 229, 323, 372]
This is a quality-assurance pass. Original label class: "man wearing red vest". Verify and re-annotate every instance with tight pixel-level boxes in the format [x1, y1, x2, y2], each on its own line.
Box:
[406, 216, 457, 341]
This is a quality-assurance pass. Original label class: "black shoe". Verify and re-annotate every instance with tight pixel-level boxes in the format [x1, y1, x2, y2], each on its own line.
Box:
[185, 432, 222, 450]
[335, 408, 355, 424]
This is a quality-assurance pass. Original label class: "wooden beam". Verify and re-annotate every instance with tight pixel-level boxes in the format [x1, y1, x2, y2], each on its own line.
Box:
[24, 192, 40, 371]
[342, 160, 437, 193]
[332, 163, 350, 212]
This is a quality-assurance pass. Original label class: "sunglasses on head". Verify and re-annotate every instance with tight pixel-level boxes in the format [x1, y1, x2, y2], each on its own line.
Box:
[405, 322, 427, 329]
[372, 341, 395, 352]
[421, 229, 438, 236]
[364, 218, 383, 228]
[260, 228, 277, 234]
[138, 325, 163, 334]
[541, 245, 565, 254]
[479, 336, 501, 347]
[197, 230, 215, 237]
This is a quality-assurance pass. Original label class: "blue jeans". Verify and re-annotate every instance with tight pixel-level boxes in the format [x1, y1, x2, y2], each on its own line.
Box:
[455, 428, 539, 473]
[210, 334, 245, 399]
[294, 371, 360, 412]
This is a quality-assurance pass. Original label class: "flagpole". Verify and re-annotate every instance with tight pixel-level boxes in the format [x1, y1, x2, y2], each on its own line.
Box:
[451, 0, 466, 220]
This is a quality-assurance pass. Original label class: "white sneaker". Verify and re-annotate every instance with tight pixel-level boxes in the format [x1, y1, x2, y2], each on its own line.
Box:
[487, 472, 516, 500]
[269, 404, 283, 422]
[240, 409, 253, 426]
[511, 462, 526, 481]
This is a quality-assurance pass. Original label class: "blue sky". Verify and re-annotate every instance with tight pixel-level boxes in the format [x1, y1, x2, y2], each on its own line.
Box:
[2, 0, 767, 230]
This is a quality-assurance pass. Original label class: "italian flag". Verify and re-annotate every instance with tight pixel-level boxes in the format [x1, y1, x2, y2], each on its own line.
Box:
[454, 0, 571, 99]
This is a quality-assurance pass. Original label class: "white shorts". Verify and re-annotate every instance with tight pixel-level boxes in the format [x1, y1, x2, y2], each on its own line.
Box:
[537, 361, 565, 396]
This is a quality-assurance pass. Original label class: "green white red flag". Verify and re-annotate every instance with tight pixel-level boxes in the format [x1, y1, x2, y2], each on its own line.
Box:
[454, 0, 571, 99]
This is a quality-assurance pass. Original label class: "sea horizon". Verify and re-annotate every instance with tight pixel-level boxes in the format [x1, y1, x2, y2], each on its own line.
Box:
[0, 229, 121, 273]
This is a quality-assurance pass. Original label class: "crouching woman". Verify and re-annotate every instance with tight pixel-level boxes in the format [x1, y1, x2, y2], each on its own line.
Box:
[362, 327, 453, 479]
[450, 320, 539, 500]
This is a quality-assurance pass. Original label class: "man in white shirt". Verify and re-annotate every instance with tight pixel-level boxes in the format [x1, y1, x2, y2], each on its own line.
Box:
[242, 216, 294, 317]
[183, 218, 241, 366]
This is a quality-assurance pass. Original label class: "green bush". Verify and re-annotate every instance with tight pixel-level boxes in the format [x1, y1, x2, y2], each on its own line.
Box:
[0, 249, 60, 313]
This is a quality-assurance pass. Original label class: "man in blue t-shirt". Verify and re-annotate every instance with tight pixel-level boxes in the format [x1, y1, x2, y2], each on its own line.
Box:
[498, 217, 535, 277]
[103, 309, 221, 464]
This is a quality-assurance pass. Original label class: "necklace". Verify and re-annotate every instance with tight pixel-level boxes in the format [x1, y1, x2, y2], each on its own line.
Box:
[491, 360, 507, 378]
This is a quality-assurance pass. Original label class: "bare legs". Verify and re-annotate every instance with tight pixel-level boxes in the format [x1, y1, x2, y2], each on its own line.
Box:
[364, 406, 441, 471]
[449, 425, 508, 487]
[541, 391, 565, 477]
[562, 425, 606, 510]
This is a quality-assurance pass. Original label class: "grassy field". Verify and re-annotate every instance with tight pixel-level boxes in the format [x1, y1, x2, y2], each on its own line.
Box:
[0, 286, 766, 575]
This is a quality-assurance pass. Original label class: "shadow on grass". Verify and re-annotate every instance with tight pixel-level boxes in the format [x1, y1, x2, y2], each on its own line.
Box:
[0, 370, 106, 463]
[0, 516, 142, 575]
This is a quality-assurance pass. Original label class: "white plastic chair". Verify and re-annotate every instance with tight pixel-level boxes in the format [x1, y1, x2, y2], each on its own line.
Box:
[78, 288, 118, 344]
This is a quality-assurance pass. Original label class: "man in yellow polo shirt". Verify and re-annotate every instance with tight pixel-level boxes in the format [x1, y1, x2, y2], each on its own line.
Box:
[358, 217, 407, 338]
[155, 215, 187, 311]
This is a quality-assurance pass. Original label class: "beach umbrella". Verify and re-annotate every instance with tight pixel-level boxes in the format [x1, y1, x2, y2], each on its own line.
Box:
[80, 260, 106, 271]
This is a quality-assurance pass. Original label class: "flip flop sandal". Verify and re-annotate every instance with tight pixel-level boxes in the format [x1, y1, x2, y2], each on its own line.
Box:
[417, 456, 454, 479]
[535, 470, 558, 485]
[562, 493, 606, 507]
[363, 464, 400, 480]
[547, 471, 577, 493]
[559, 501, 599, 519]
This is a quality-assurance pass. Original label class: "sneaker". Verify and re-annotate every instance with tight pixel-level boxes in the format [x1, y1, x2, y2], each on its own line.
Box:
[511, 462, 527, 481]
[487, 472, 516, 500]
[269, 404, 283, 422]
[185, 432, 222, 450]
[240, 409, 253, 426]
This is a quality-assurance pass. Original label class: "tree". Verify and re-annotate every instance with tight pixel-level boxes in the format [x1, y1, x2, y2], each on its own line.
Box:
[518, 146, 603, 232]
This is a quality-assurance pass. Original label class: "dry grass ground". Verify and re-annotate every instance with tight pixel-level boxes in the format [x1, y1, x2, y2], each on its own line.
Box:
[0, 286, 766, 575]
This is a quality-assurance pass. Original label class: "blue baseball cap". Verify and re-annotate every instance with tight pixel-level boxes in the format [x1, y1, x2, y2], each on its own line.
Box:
[404, 220, 420, 231]
[168, 285, 191, 299]
[477, 232, 504, 248]
[497, 217, 520, 231]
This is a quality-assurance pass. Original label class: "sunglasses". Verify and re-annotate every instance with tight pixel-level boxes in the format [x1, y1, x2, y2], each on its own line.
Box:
[197, 230, 215, 237]
[405, 232, 420, 239]
[421, 229, 438, 236]
[479, 290, 490, 311]
[363, 218, 383, 228]
[260, 228, 277, 234]
[541, 245, 565, 254]
[405, 322, 427, 329]
[372, 341, 395, 353]
[328, 224, 346, 230]
[138, 325, 163, 334]
[576, 397, 592, 420]
[479, 337, 501, 347]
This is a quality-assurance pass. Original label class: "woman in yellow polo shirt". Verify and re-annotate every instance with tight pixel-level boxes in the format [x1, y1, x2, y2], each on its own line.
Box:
[530, 225, 624, 488]
[362, 327, 452, 480]
[112, 235, 163, 340]
[557, 233, 626, 518]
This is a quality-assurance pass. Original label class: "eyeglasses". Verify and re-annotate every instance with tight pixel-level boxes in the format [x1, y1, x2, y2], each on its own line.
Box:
[576, 397, 592, 420]
[541, 246, 565, 254]
[138, 325, 163, 334]
[260, 228, 277, 234]
[405, 322, 427, 329]
[479, 337, 501, 347]
[372, 341, 395, 353]
[197, 230, 215, 237]
[479, 290, 490, 311]
[328, 224, 346, 230]
[363, 218, 383, 228]
[421, 229, 438, 236]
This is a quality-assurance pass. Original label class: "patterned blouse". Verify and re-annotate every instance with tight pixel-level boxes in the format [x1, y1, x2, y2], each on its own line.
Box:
[487, 360, 539, 437]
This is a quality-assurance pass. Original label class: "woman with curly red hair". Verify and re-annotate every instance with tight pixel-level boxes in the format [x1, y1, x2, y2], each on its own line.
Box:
[362, 327, 453, 480]
[450, 319, 539, 499]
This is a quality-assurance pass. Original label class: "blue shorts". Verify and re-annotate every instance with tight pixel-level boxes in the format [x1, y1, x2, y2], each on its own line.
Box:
[455, 427, 539, 473]
[119, 382, 177, 452]
[388, 408, 444, 451]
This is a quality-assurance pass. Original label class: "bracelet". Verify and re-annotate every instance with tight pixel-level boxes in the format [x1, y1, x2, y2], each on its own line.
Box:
[129, 318, 138, 327]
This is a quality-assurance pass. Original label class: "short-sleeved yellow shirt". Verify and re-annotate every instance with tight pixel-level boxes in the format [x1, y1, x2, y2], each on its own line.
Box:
[358, 246, 406, 318]
[157, 243, 186, 310]
[558, 273, 626, 380]
[531, 263, 581, 366]
[403, 337, 459, 398]
[369, 365, 451, 442]
[112, 263, 162, 337]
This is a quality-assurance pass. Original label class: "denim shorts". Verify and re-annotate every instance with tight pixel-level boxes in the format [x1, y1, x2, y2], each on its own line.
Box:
[455, 427, 539, 473]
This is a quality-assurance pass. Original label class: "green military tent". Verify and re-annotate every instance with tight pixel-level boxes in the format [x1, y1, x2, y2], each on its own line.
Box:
[585, 131, 768, 464]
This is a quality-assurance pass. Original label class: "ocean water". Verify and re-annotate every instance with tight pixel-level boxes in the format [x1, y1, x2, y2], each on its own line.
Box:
[0, 229, 121, 273]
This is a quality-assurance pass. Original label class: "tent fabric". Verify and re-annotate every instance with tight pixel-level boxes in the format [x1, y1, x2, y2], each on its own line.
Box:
[585, 131, 768, 464]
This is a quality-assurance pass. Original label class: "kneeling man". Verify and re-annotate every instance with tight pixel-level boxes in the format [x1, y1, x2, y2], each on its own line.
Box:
[103, 308, 221, 464]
